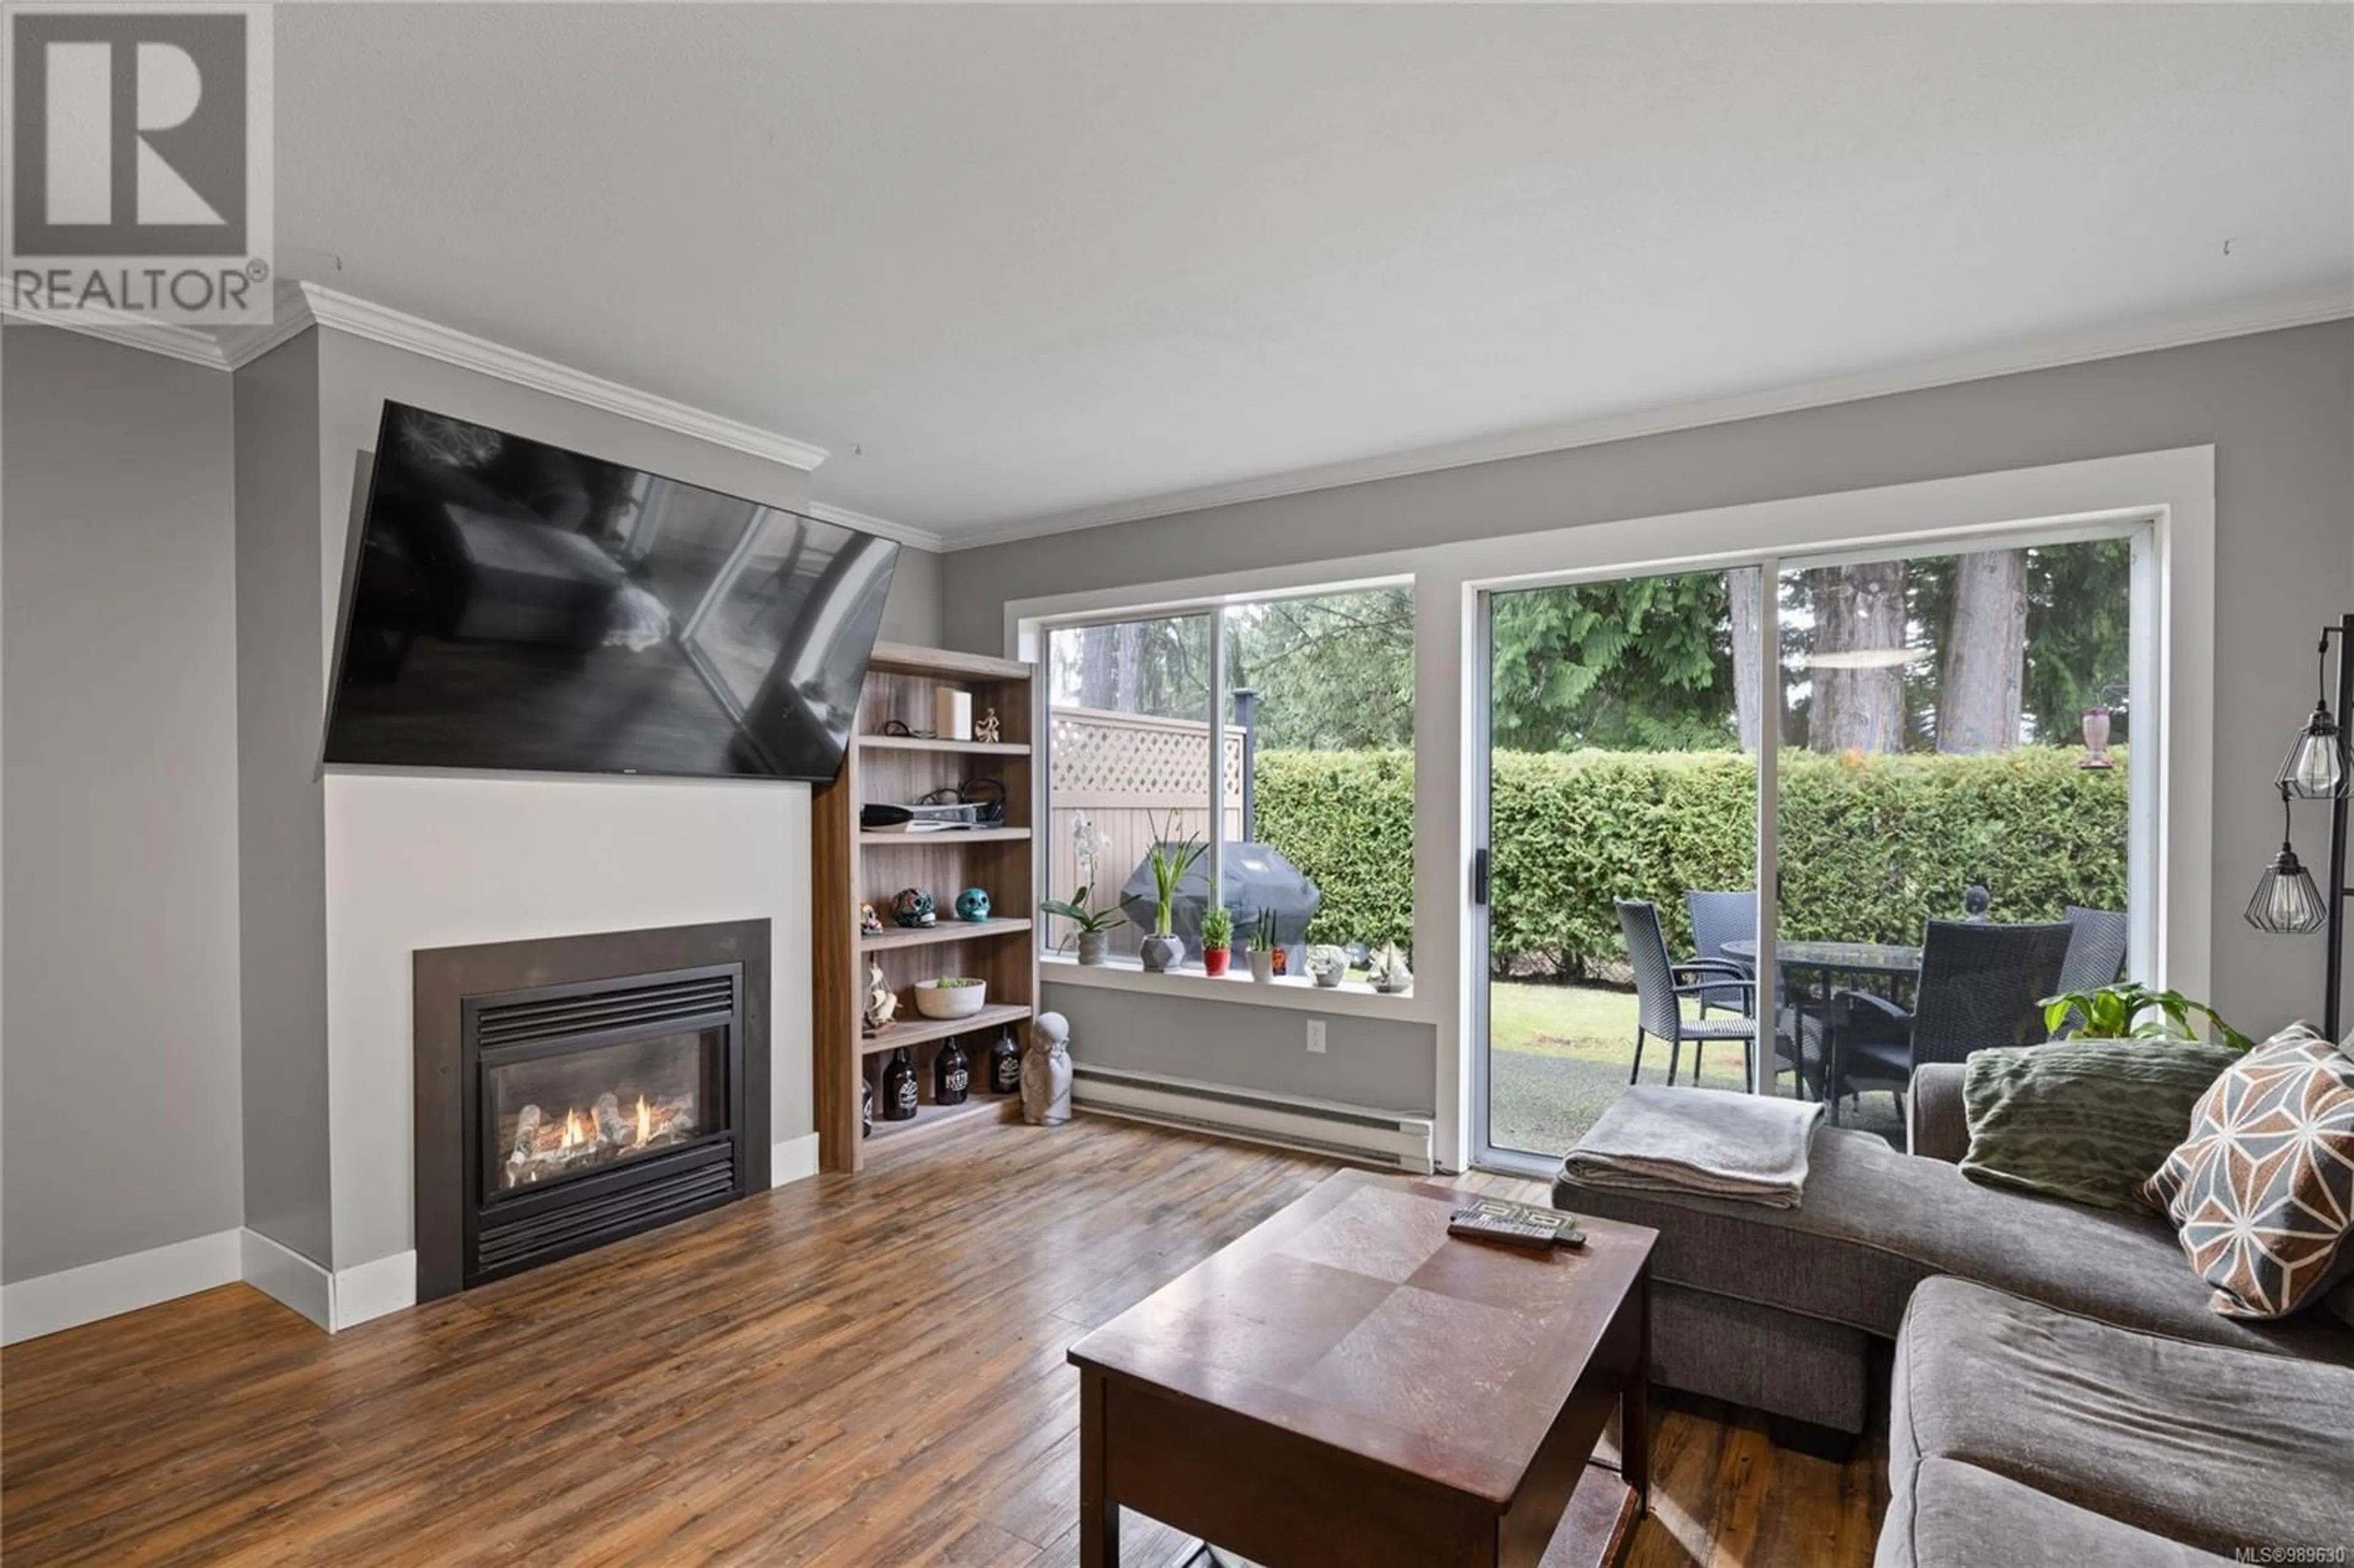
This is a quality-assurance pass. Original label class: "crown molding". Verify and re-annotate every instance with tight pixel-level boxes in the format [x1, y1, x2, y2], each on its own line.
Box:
[293, 284, 831, 473]
[805, 500, 945, 554]
[1, 276, 237, 370]
[941, 283, 2354, 551]
[3, 276, 839, 479]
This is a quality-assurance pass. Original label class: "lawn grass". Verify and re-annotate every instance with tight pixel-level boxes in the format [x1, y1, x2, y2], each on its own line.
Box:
[1482, 978, 1899, 1156]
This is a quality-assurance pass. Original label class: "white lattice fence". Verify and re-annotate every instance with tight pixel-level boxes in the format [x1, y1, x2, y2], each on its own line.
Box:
[1046, 707, 1244, 955]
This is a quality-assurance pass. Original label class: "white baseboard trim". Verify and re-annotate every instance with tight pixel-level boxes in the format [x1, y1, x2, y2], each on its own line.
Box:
[1, 1229, 243, 1346]
[239, 1229, 334, 1330]
[771, 1132, 821, 1187]
[332, 1251, 416, 1331]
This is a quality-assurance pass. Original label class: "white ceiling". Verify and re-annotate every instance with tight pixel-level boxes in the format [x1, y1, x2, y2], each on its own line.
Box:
[275, 4, 2354, 546]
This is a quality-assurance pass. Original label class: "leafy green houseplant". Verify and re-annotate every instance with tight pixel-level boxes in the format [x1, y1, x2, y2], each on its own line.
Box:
[1039, 886, 1124, 965]
[2039, 981, 2253, 1051]
[1199, 906, 1233, 976]
[1141, 813, 1206, 973]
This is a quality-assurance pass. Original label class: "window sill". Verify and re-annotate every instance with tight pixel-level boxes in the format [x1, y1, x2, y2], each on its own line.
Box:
[1040, 953, 1433, 1022]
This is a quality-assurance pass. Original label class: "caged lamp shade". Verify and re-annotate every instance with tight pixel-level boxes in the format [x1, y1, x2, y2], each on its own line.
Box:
[2245, 786, 2329, 934]
[2277, 700, 2349, 801]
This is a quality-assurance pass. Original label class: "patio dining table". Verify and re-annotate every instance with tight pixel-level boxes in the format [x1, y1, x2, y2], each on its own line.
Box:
[1721, 938, 1923, 1111]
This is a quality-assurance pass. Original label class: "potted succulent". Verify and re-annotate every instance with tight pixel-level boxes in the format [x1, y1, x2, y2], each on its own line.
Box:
[1040, 885, 1125, 965]
[1199, 906, 1233, 976]
[1140, 813, 1206, 974]
[1246, 908, 1278, 984]
[2038, 981, 2252, 1049]
[913, 976, 988, 1020]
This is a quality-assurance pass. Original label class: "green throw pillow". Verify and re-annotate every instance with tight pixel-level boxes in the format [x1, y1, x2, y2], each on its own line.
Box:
[1960, 1038, 2239, 1213]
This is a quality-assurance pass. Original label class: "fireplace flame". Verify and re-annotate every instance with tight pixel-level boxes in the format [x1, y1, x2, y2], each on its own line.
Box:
[636, 1094, 651, 1145]
[563, 1106, 585, 1149]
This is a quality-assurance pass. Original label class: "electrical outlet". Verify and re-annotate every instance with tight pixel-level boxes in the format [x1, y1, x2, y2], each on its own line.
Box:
[1305, 1019, 1327, 1054]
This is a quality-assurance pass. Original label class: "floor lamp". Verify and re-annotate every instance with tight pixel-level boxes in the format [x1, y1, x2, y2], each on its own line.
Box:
[2245, 613, 2353, 1038]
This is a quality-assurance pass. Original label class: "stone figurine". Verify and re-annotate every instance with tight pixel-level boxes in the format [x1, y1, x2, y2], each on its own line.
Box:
[1366, 942, 1413, 995]
[975, 707, 1002, 745]
[1021, 1011, 1074, 1127]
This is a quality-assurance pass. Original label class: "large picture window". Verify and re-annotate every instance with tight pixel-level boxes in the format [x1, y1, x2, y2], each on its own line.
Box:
[1042, 587, 1415, 984]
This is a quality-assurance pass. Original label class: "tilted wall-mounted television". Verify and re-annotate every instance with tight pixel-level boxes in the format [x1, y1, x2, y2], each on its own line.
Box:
[323, 402, 898, 782]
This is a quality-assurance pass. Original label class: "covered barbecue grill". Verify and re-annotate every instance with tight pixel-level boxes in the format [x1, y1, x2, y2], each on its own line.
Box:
[1116, 842, 1322, 967]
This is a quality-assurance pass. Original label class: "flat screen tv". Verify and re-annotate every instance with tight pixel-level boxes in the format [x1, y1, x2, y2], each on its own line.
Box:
[323, 402, 897, 782]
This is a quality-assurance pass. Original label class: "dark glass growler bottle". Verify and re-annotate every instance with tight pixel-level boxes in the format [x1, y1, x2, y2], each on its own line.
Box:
[988, 1030, 1022, 1095]
[934, 1037, 971, 1106]
[882, 1048, 919, 1121]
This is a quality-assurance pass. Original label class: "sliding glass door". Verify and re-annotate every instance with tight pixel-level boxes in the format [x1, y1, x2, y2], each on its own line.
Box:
[1473, 566, 1761, 1164]
[1471, 527, 2147, 1173]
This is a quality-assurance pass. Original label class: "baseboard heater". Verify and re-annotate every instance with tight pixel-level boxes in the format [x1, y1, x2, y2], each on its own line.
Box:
[1071, 1064, 1436, 1174]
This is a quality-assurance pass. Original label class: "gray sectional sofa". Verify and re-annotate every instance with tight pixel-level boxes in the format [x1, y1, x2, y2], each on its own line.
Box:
[1554, 1064, 2354, 1565]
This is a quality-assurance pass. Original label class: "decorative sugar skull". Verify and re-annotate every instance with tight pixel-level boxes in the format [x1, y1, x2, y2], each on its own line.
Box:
[891, 888, 937, 928]
[954, 887, 992, 923]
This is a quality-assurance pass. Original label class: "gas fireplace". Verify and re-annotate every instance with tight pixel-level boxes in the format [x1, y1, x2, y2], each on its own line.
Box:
[414, 921, 771, 1301]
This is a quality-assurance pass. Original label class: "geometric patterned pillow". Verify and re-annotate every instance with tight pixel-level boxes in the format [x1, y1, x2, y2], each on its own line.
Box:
[2141, 1024, 2354, 1319]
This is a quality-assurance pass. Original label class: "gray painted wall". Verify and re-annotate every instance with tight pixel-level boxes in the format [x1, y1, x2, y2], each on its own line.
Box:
[879, 541, 942, 647]
[947, 321, 2354, 1036]
[1045, 984, 1436, 1113]
[234, 333, 333, 1266]
[1, 325, 245, 1282]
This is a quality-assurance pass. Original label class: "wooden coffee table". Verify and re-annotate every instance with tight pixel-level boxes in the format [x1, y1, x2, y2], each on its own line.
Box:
[1067, 1168, 1656, 1568]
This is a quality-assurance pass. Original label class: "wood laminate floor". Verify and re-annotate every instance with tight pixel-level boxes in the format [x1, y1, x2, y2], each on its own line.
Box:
[0, 1116, 1884, 1566]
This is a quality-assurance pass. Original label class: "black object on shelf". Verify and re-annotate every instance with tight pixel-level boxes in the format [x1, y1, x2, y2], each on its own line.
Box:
[861, 1075, 874, 1140]
[2247, 613, 2353, 1038]
[934, 1038, 971, 1106]
[881, 1048, 919, 1122]
[988, 1031, 1022, 1096]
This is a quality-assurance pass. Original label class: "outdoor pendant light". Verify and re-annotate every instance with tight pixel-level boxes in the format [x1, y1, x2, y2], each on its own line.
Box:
[2245, 785, 2329, 935]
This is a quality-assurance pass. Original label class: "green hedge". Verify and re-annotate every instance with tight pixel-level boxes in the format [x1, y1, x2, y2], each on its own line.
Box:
[1252, 747, 2128, 972]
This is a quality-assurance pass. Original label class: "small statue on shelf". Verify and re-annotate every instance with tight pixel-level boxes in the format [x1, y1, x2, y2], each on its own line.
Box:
[892, 888, 937, 928]
[975, 707, 1002, 745]
[858, 900, 884, 936]
[1022, 1011, 1074, 1127]
[862, 961, 898, 1037]
[1365, 942, 1414, 995]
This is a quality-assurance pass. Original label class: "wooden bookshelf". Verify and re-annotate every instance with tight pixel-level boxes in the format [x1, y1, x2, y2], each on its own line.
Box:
[813, 641, 1038, 1172]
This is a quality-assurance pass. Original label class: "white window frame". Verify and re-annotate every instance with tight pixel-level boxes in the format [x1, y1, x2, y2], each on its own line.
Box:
[1023, 578, 1426, 1014]
[1006, 444, 2216, 1171]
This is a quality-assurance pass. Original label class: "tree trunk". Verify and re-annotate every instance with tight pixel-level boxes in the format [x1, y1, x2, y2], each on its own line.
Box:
[1728, 568, 1764, 752]
[1113, 622, 1142, 713]
[1806, 562, 1908, 754]
[1077, 625, 1116, 709]
[1939, 549, 2026, 753]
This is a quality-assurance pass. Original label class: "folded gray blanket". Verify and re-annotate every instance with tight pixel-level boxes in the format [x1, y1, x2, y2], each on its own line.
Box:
[1561, 1087, 1826, 1208]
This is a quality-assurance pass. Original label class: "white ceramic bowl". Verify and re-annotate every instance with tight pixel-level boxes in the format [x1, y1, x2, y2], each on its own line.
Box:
[913, 978, 988, 1019]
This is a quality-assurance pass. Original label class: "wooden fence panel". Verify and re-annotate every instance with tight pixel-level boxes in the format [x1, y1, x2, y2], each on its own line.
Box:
[1045, 707, 1244, 959]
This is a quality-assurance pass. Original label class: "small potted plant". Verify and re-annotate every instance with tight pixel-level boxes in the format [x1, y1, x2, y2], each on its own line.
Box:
[1246, 908, 1278, 983]
[913, 976, 988, 1020]
[1140, 812, 1206, 974]
[1199, 906, 1233, 976]
[2039, 981, 2251, 1049]
[1039, 886, 1125, 965]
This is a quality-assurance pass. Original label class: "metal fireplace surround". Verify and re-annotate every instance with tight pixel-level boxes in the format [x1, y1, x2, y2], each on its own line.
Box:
[413, 919, 771, 1301]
